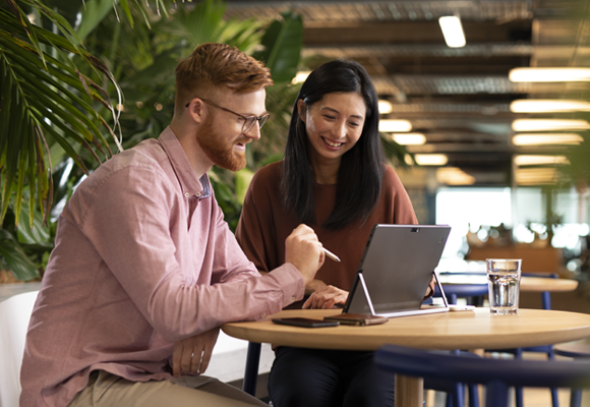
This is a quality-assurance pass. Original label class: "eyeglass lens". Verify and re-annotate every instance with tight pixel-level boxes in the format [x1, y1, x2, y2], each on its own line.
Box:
[243, 115, 269, 133]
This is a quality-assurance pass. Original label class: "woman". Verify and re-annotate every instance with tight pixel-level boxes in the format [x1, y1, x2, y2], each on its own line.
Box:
[235, 60, 423, 407]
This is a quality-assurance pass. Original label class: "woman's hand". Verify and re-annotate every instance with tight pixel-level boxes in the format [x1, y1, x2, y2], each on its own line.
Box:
[423, 275, 436, 300]
[302, 285, 348, 309]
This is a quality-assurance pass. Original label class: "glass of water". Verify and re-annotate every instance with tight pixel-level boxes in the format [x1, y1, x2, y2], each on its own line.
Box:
[486, 258, 522, 315]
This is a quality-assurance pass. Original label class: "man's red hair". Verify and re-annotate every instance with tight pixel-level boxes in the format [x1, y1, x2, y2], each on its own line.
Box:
[174, 43, 274, 115]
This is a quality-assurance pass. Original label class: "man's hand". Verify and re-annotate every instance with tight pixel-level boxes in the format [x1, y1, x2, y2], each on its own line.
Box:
[285, 224, 324, 285]
[303, 285, 348, 309]
[305, 279, 328, 295]
[172, 327, 220, 377]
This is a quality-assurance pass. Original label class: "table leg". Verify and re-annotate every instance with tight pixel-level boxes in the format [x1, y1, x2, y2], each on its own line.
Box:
[394, 374, 423, 407]
[242, 342, 261, 396]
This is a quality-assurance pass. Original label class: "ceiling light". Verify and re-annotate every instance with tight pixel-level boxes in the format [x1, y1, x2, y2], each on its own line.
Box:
[292, 71, 310, 84]
[510, 100, 590, 113]
[438, 16, 466, 48]
[513, 134, 583, 146]
[379, 119, 412, 132]
[509, 68, 590, 82]
[378, 100, 393, 114]
[391, 133, 426, 145]
[415, 154, 448, 166]
[514, 155, 569, 166]
[436, 167, 475, 185]
[512, 119, 590, 132]
[515, 168, 558, 185]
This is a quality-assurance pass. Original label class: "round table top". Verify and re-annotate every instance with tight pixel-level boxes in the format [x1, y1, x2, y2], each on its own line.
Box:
[439, 275, 578, 293]
[222, 308, 590, 351]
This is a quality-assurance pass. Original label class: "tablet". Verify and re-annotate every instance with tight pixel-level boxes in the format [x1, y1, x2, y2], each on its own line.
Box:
[343, 224, 451, 318]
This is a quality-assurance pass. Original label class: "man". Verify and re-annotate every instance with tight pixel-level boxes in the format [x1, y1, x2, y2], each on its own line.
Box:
[20, 43, 324, 407]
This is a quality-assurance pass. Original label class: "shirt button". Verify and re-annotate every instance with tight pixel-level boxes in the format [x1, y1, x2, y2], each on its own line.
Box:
[196, 192, 202, 197]
[291, 296, 296, 302]
[184, 192, 190, 197]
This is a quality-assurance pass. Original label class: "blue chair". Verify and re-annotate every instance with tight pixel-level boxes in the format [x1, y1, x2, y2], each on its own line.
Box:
[435, 271, 561, 407]
[487, 273, 560, 407]
[434, 274, 488, 306]
[375, 344, 590, 407]
[553, 338, 590, 407]
[242, 341, 480, 407]
[432, 273, 488, 407]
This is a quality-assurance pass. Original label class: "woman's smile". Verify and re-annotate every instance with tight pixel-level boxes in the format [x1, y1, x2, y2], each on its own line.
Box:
[322, 137, 344, 150]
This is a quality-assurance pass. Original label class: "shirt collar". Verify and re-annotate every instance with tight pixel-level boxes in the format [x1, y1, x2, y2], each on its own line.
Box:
[158, 126, 211, 199]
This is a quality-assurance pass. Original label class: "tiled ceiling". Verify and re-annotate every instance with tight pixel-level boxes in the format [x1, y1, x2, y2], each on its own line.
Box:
[224, 0, 590, 185]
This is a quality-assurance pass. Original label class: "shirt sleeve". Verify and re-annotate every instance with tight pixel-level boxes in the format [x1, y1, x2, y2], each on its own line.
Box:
[72, 166, 304, 342]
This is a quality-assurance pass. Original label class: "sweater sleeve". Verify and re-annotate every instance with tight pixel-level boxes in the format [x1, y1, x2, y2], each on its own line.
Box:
[236, 166, 283, 273]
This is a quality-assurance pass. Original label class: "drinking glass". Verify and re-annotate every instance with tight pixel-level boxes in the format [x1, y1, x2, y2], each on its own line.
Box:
[486, 258, 522, 315]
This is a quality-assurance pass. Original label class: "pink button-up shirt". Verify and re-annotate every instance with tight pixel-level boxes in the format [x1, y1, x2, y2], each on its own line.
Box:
[20, 127, 304, 407]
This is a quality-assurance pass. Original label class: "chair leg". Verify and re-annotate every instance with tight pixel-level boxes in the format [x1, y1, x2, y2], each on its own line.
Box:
[468, 384, 480, 407]
[451, 383, 464, 407]
[486, 381, 510, 407]
[445, 394, 454, 407]
[514, 348, 523, 407]
[547, 350, 559, 407]
[550, 388, 559, 407]
[242, 342, 261, 396]
[515, 387, 524, 407]
[570, 389, 582, 407]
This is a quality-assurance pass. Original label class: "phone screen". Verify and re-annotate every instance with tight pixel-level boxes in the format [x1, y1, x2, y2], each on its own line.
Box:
[272, 318, 340, 328]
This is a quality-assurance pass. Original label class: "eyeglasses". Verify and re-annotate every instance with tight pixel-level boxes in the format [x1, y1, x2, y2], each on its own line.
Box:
[185, 98, 270, 134]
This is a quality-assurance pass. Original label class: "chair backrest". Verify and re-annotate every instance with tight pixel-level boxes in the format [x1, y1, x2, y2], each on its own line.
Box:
[375, 344, 590, 407]
[0, 291, 38, 407]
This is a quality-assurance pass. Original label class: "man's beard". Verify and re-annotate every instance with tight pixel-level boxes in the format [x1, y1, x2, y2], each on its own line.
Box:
[197, 116, 247, 171]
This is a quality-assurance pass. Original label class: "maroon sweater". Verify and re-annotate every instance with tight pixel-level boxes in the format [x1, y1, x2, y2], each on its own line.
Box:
[236, 161, 418, 292]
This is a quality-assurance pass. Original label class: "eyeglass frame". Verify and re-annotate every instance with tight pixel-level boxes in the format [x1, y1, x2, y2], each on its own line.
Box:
[185, 98, 270, 134]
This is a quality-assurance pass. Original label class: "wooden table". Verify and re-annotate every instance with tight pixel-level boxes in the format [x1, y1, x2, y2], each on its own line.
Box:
[222, 308, 590, 407]
[439, 274, 578, 293]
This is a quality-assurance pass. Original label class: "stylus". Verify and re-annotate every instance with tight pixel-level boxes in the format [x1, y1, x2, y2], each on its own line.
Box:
[323, 248, 341, 262]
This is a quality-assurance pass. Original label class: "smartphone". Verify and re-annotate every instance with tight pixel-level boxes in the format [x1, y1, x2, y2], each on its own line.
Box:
[272, 317, 340, 328]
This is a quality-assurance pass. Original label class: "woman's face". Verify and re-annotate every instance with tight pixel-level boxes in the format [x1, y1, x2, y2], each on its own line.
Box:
[299, 91, 367, 164]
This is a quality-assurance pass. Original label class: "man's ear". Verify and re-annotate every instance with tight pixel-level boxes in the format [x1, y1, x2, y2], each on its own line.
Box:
[187, 98, 205, 124]
[297, 99, 307, 123]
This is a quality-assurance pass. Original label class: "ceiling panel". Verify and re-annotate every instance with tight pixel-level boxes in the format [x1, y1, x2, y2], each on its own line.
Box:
[224, 0, 588, 186]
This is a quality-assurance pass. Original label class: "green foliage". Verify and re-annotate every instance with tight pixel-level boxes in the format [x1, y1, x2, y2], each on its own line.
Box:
[235, 168, 254, 205]
[0, 229, 39, 280]
[253, 11, 303, 85]
[380, 136, 413, 169]
[0, 0, 120, 229]
[0, 0, 305, 279]
[76, 0, 114, 42]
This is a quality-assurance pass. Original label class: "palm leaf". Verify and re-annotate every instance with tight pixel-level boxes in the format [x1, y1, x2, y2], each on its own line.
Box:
[77, 0, 116, 42]
[253, 11, 303, 85]
[119, 0, 134, 28]
[0, 1, 122, 226]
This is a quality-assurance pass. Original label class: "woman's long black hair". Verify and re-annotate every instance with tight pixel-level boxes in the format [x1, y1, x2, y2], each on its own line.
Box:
[281, 59, 384, 230]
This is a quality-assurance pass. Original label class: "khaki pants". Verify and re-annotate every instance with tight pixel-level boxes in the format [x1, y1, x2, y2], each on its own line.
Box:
[68, 370, 268, 407]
